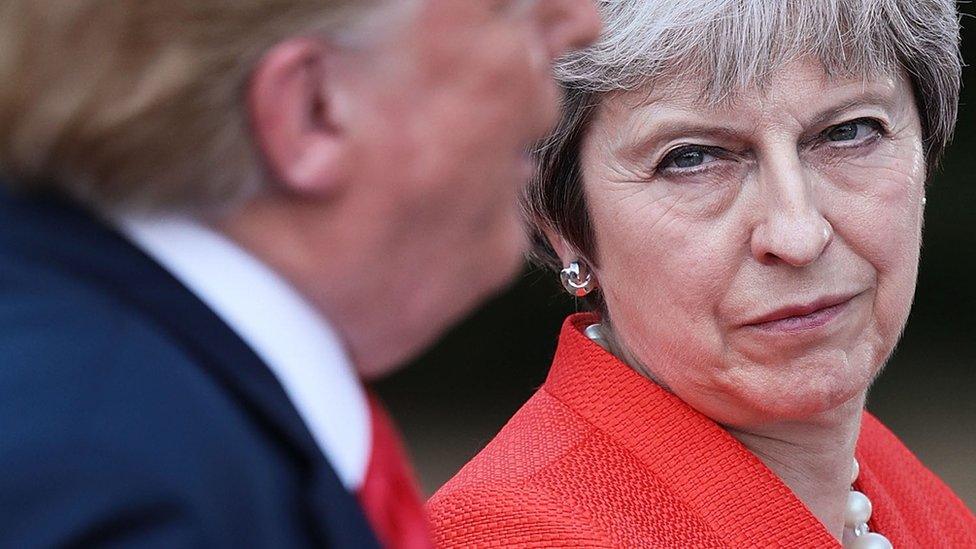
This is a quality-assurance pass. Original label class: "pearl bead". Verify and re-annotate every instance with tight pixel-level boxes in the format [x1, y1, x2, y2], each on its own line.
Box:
[845, 490, 873, 527]
[851, 459, 860, 485]
[847, 532, 893, 549]
[584, 324, 610, 351]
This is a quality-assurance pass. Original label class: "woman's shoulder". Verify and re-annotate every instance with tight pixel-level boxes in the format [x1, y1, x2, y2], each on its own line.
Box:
[427, 387, 612, 547]
[428, 469, 612, 548]
[430, 386, 594, 501]
[427, 384, 737, 548]
[858, 413, 976, 546]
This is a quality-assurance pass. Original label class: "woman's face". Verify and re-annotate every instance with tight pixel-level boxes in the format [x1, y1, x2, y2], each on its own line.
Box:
[577, 58, 926, 428]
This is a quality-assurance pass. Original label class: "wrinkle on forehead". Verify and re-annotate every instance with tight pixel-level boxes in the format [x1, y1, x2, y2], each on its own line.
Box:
[609, 56, 902, 112]
[591, 59, 915, 157]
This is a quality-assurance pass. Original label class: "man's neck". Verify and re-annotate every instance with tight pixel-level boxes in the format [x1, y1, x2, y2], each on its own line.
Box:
[213, 195, 447, 379]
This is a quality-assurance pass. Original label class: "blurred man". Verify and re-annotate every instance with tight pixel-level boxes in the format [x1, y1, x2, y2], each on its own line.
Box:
[0, 1, 600, 546]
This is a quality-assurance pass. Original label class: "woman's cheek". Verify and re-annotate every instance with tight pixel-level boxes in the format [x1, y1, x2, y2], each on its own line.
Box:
[824, 156, 923, 357]
[825, 138, 924, 202]
[661, 167, 746, 220]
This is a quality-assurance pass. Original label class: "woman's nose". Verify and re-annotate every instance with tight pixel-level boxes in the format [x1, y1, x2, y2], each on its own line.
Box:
[535, 0, 603, 59]
[750, 160, 834, 267]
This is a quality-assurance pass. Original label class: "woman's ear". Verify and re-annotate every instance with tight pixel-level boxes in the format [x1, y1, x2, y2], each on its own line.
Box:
[247, 38, 350, 196]
[542, 225, 578, 266]
[544, 225, 601, 297]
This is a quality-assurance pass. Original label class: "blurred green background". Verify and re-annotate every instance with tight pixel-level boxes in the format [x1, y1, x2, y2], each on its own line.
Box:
[378, 14, 976, 508]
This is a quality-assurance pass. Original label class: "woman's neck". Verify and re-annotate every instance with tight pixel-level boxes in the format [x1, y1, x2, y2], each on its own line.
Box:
[725, 395, 866, 541]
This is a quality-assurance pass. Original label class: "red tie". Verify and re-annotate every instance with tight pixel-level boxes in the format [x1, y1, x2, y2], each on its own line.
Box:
[357, 395, 433, 549]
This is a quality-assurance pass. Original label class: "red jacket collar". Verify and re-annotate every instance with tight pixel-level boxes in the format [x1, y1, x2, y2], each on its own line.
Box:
[544, 313, 839, 546]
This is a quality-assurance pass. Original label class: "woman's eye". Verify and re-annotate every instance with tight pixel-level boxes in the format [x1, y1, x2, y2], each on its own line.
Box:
[824, 119, 883, 143]
[659, 146, 718, 172]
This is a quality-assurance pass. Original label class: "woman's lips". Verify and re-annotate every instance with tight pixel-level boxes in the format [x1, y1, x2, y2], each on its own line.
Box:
[744, 293, 860, 333]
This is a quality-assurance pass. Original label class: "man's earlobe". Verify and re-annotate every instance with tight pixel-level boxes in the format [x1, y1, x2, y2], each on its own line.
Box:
[248, 38, 347, 196]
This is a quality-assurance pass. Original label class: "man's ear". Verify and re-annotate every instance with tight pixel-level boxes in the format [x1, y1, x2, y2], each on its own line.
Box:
[248, 38, 348, 196]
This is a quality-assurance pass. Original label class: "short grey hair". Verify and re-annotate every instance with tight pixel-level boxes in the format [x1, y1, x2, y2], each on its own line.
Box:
[0, 0, 394, 213]
[527, 0, 962, 282]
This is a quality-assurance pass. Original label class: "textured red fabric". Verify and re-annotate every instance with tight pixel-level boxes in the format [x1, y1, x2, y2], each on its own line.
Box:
[428, 314, 976, 548]
[358, 395, 433, 549]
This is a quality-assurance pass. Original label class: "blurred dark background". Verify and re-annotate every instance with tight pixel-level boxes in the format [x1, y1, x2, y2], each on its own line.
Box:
[378, 14, 976, 508]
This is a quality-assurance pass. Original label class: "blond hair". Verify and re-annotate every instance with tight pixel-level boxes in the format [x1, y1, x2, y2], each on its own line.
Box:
[0, 0, 380, 211]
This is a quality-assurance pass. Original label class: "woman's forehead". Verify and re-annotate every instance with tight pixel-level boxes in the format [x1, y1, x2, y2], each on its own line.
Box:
[589, 63, 916, 155]
[603, 61, 907, 119]
[608, 57, 900, 107]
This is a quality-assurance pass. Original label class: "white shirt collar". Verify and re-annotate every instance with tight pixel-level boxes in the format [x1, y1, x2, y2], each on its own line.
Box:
[115, 214, 370, 491]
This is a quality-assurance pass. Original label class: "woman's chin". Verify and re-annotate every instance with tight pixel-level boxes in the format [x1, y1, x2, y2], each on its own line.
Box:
[732, 343, 882, 419]
[698, 367, 874, 427]
[754, 386, 866, 424]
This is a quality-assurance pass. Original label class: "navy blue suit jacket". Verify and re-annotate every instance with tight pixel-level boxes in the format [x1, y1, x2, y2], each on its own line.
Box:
[0, 187, 381, 548]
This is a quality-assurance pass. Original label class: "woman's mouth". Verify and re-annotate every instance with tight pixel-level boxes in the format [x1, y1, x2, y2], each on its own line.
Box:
[744, 293, 862, 334]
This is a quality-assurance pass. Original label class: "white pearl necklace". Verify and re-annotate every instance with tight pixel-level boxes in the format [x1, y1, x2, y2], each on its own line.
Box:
[582, 324, 893, 548]
[843, 459, 892, 548]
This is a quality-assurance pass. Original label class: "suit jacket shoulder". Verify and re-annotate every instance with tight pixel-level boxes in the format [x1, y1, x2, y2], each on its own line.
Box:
[0, 189, 380, 548]
[0, 231, 301, 547]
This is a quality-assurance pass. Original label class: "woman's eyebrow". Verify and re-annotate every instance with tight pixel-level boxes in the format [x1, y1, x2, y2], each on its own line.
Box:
[805, 92, 899, 129]
[615, 120, 746, 161]
[617, 91, 900, 154]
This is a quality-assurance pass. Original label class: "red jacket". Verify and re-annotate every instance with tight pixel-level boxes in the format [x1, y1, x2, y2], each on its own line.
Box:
[428, 314, 976, 548]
